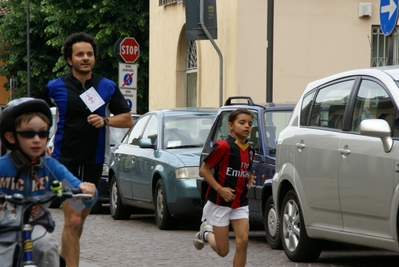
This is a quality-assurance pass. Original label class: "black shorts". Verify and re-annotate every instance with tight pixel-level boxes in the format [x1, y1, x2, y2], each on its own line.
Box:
[60, 163, 103, 188]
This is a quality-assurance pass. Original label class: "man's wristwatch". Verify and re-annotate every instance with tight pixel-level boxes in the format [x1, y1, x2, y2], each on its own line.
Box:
[103, 116, 109, 126]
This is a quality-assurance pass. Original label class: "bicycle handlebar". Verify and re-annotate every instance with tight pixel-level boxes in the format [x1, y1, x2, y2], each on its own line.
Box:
[0, 181, 94, 205]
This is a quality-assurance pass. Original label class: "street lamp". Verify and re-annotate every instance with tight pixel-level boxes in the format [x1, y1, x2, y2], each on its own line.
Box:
[26, 0, 30, 96]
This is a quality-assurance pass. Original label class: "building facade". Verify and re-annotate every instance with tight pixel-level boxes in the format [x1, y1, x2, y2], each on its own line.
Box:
[150, 0, 392, 109]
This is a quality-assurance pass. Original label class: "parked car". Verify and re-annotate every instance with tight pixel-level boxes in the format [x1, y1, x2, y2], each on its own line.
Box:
[98, 114, 141, 206]
[87, 113, 141, 214]
[197, 96, 294, 248]
[108, 108, 218, 229]
[273, 65, 399, 262]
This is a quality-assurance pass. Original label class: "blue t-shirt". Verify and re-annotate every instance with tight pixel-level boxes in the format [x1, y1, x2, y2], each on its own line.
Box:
[0, 153, 97, 239]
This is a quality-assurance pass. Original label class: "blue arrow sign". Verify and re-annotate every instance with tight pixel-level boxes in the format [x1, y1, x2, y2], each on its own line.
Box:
[380, 0, 399, 36]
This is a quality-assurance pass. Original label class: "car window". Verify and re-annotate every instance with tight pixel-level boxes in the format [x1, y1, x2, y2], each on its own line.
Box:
[212, 110, 259, 148]
[300, 91, 316, 126]
[126, 114, 150, 145]
[110, 127, 130, 145]
[142, 115, 158, 145]
[351, 79, 397, 134]
[309, 79, 354, 129]
[49, 107, 57, 139]
[163, 115, 215, 148]
[263, 110, 292, 150]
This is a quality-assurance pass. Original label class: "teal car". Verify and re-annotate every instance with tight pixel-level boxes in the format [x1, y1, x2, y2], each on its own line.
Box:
[108, 108, 218, 230]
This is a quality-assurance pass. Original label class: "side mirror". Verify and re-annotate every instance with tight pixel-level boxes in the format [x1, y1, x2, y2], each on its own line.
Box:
[139, 138, 156, 149]
[359, 119, 393, 153]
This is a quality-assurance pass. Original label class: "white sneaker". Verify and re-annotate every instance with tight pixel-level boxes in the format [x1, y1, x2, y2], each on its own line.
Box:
[193, 231, 205, 250]
[193, 221, 213, 250]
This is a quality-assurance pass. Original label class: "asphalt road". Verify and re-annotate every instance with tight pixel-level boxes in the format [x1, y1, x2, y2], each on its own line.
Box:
[50, 205, 399, 267]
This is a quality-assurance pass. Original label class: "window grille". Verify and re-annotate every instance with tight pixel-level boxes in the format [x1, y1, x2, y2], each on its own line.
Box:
[159, 0, 178, 6]
[187, 41, 197, 70]
[186, 41, 197, 107]
[371, 26, 399, 66]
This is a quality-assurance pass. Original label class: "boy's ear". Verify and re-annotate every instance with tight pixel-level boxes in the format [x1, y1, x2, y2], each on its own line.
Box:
[4, 132, 16, 145]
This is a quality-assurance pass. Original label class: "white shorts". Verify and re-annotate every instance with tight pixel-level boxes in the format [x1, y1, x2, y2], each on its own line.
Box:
[201, 200, 249, 227]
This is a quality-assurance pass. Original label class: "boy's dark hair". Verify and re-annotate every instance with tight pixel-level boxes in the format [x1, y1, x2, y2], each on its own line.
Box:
[228, 108, 253, 123]
[63, 32, 98, 67]
[15, 112, 50, 130]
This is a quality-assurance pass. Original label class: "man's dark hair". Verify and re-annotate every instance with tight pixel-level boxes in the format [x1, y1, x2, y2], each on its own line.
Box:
[62, 32, 98, 67]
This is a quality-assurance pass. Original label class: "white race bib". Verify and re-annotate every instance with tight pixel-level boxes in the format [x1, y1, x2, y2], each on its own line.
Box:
[79, 87, 105, 112]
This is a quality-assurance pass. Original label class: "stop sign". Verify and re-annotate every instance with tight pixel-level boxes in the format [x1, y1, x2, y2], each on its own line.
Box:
[119, 37, 140, 63]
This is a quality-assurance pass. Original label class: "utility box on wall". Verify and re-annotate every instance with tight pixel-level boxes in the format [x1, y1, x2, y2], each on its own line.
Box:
[359, 2, 372, 18]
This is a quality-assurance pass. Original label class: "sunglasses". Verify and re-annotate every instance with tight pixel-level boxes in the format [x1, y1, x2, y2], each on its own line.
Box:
[16, 130, 49, 139]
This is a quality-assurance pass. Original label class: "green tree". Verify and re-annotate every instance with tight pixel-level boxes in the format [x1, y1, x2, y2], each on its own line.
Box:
[0, 0, 148, 114]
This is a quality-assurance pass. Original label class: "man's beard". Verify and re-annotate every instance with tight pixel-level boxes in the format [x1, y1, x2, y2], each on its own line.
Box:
[74, 66, 92, 75]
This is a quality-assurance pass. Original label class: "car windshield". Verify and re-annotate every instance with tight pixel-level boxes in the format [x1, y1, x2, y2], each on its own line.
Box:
[264, 110, 292, 150]
[163, 115, 215, 149]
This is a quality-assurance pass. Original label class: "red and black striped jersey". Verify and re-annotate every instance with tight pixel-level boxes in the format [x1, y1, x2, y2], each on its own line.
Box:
[204, 135, 254, 208]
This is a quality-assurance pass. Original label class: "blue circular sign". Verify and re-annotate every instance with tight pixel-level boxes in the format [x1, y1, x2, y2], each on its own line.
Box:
[380, 0, 399, 36]
[123, 74, 133, 86]
[126, 99, 132, 109]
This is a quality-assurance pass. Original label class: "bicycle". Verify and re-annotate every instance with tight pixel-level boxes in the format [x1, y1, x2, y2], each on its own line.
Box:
[0, 180, 93, 267]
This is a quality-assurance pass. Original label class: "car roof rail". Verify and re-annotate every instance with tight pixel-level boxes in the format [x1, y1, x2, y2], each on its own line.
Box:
[224, 96, 255, 106]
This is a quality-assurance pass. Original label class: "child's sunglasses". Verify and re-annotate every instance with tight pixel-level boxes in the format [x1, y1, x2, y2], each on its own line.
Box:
[16, 130, 49, 139]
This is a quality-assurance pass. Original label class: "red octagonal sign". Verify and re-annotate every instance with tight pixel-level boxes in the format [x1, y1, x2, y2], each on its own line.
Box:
[120, 37, 140, 63]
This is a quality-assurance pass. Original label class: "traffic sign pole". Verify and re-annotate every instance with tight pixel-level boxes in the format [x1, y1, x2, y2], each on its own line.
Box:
[380, 0, 399, 65]
[115, 37, 140, 112]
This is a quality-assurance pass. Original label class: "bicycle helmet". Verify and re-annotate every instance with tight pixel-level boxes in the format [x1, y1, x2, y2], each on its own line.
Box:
[0, 97, 52, 150]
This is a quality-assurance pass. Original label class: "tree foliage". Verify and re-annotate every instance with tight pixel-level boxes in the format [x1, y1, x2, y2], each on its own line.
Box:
[0, 0, 149, 114]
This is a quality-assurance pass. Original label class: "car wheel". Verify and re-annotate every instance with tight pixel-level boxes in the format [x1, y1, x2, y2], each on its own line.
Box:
[109, 176, 131, 220]
[280, 189, 321, 262]
[154, 179, 176, 230]
[264, 195, 282, 249]
[90, 200, 103, 214]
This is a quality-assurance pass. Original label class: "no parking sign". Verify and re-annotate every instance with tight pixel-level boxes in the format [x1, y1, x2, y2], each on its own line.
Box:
[119, 63, 138, 89]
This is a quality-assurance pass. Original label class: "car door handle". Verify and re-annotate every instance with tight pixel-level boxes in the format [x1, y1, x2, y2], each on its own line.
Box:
[339, 148, 350, 155]
[296, 143, 305, 149]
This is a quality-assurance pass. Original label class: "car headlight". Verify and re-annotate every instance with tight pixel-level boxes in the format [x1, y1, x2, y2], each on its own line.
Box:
[102, 164, 109, 176]
[175, 167, 199, 179]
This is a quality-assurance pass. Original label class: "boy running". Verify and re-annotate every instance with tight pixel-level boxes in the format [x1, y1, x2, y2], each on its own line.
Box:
[193, 108, 256, 267]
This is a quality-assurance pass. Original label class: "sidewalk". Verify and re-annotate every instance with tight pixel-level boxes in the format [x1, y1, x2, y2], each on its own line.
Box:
[80, 260, 100, 267]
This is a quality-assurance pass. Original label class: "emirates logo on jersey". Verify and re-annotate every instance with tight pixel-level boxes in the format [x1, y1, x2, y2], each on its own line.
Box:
[226, 167, 248, 178]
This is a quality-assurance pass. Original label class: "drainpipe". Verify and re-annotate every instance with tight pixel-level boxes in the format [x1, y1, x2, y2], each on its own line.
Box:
[199, 0, 223, 107]
[267, 0, 274, 102]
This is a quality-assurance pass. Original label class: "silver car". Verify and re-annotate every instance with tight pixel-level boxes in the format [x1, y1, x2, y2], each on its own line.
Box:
[273, 66, 399, 262]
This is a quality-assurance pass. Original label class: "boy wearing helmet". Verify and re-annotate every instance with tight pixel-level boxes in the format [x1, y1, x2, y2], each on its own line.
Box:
[0, 97, 98, 267]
